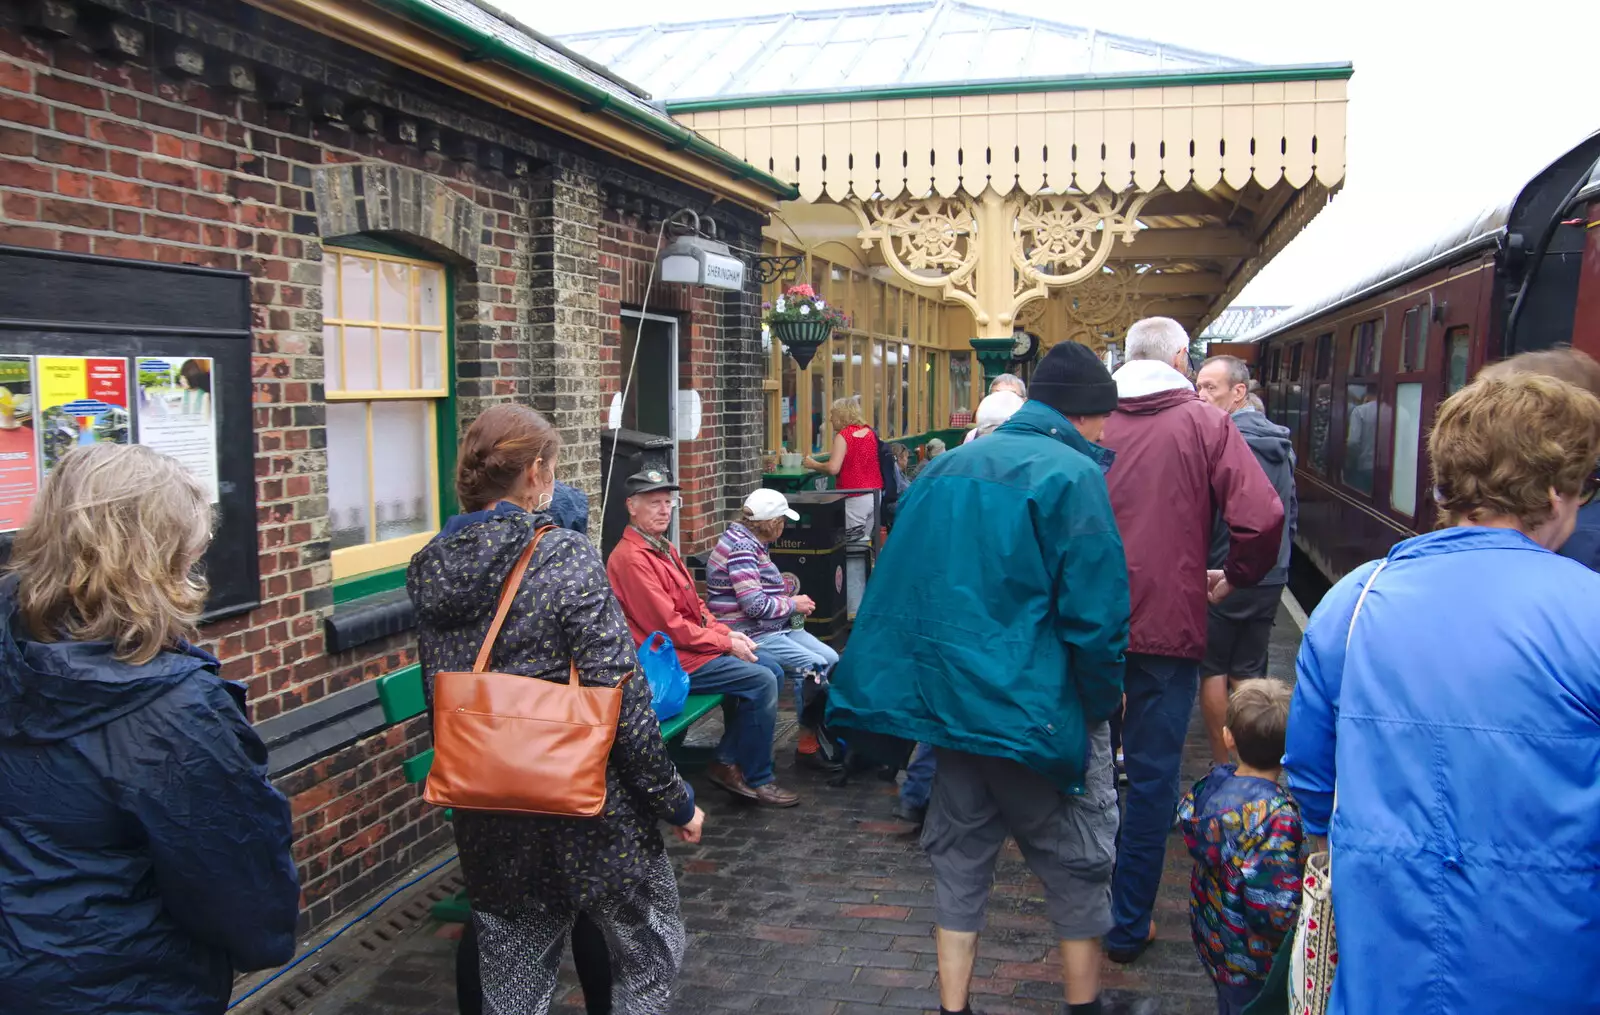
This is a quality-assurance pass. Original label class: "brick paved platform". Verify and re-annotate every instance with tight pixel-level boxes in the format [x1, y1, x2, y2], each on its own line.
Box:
[263, 600, 1304, 1015]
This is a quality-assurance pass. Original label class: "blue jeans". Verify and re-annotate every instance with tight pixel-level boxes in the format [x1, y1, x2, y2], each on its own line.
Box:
[752, 628, 840, 704]
[687, 653, 783, 788]
[899, 742, 937, 810]
[1106, 653, 1199, 952]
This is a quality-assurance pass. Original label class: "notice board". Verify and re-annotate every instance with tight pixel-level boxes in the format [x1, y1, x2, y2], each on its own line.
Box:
[0, 245, 260, 620]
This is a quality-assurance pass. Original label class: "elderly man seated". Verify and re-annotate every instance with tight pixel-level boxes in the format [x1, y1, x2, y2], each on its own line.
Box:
[607, 468, 800, 808]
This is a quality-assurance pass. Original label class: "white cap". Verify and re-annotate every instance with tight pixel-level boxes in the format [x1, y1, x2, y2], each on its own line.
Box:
[744, 488, 800, 522]
[972, 390, 1025, 438]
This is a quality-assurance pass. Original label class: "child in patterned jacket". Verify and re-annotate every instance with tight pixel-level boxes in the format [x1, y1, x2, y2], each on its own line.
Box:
[1177, 678, 1304, 1015]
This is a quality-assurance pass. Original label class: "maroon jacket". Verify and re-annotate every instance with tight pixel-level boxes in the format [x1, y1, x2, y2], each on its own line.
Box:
[1101, 384, 1285, 660]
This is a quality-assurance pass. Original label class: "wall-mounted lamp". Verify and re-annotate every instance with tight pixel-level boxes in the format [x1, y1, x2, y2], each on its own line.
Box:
[658, 234, 746, 291]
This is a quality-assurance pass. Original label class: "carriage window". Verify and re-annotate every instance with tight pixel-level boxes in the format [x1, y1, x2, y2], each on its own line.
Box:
[1309, 383, 1333, 474]
[1343, 382, 1378, 494]
[1313, 333, 1333, 380]
[1349, 318, 1383, 377]
[1400, 307, 1428, 373]
[1390, 382, 1423, 516]
[1268, 348, 1282, 383]
[1288, 343, 1304, 382]
[1446, 327, 1471, 395]
[1283, 382, 1304, 444]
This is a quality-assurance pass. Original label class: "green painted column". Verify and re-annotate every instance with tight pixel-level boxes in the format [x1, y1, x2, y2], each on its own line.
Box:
[969, 337, 1015, 389]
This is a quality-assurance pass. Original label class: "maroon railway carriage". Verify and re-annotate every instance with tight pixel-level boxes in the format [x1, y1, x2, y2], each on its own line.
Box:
[1239, 130, 1600, 585]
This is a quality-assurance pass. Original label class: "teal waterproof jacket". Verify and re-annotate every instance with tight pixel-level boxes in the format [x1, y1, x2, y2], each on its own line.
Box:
[827, 401, 1129, 793]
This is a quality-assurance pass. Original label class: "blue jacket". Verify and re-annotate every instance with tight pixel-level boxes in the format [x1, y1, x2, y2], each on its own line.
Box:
[0, 578, 299, 1015]
[827, 401, 1129, 793]
[1284, 527, 1600, 1015]
[549, 481, 589, 536]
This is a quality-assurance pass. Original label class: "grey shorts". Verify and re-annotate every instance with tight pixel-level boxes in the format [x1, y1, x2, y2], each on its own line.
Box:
[1201, 584, 1282, 679]
[920, 724, 1118, 940]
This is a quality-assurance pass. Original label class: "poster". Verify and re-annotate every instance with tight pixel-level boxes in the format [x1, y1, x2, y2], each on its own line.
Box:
[136, 357, 218, 503]
[37, 357, 131, 475]
[0, 356, 38, 532]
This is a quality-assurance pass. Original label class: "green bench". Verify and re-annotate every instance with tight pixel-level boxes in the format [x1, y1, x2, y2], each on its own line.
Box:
[375, 664, 723, 923]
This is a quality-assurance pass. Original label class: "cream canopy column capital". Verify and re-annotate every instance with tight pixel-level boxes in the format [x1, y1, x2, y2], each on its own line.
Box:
[848, 186, 1160, 340]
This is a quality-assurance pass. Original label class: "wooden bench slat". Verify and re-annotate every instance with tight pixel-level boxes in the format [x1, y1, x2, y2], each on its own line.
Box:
[376, 663, 427, 724]
[401, 747, 435, 785]
[431, 890, 472, 924]
[659, 693, 721, 742]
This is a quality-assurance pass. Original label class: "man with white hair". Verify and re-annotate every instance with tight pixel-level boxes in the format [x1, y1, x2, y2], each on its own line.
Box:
[991, 372, 1027, 398]
[963, 389, 1027, 444]
[1099, 318, 1285, 965]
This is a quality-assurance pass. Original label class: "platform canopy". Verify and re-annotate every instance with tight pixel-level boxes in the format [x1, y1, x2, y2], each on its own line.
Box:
[565, 0, 1350, 360]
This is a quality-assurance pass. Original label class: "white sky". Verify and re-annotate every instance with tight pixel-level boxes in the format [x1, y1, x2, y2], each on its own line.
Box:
[519, 0, 1595, 309]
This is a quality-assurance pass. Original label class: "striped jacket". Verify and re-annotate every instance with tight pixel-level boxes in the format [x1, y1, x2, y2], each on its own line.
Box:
[705, 522, 795, 638]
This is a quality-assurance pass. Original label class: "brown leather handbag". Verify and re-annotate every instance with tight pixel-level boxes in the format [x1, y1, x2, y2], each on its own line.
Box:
[423, 527, 625, 817]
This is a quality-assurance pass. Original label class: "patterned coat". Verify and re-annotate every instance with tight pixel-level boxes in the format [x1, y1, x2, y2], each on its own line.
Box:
[408, 505, 695, 916]
[1177, 764, 1303, 986]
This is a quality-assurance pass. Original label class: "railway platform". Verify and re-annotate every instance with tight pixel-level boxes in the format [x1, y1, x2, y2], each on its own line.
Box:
[240, 597, 1307, 1015]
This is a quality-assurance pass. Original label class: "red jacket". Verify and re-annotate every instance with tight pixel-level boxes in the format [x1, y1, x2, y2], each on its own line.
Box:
[606, 527, 732, 674]
[1101, 372, 1285, 661]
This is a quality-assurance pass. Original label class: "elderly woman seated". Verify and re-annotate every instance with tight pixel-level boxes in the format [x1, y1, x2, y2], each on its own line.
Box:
[706, 488, 842, 773]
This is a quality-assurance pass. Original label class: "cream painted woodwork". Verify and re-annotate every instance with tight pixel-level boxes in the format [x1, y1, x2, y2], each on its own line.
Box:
[677, 78, 1348, 203]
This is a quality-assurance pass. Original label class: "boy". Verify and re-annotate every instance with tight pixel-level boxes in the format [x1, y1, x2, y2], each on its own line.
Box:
[1177, 678, 1303, 1015]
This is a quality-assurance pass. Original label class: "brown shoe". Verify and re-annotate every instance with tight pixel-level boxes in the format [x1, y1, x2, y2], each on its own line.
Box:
[750, 782, 800, 808]
[705, 762, 758, 800]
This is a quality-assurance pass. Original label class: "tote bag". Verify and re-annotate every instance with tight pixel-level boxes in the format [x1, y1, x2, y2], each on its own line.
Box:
[424, 527, 625, 818]
[1287, 558, 1387, 1015]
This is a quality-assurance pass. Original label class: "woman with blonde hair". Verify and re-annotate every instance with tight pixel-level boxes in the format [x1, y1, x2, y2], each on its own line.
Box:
[803, 395, 884, 541]
[1284, 373, 1600, 1014]
[0, 444, 299, 1015]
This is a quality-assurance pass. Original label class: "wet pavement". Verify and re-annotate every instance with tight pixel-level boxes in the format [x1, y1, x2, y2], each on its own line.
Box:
[243, 598, 1306, 1015]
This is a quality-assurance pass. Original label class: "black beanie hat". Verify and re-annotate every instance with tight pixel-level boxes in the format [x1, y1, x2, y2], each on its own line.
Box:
[1029, 341, 1118, 417]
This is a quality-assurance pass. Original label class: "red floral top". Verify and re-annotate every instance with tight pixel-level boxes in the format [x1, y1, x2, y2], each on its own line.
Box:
[835, 426, 882, 492]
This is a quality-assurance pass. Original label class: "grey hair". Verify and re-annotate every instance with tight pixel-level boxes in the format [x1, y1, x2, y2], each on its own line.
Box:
[1202, 354, 1251, 391]
[1125, 317, 1191, 364]
[1247, 393, 1266, 412]
[926, 438, 947, 456]
[990, 372, 1027, 398]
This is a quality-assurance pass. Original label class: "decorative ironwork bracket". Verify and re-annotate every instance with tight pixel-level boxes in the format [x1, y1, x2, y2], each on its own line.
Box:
[754, 254, 806, 285]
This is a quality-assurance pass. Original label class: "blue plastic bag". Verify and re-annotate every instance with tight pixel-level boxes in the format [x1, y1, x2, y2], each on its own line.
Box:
[638, 631, 690, 721]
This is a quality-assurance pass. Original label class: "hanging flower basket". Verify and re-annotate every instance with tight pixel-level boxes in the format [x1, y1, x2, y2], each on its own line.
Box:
[763, 284, 849, 370]
[770, 319, 836, 369]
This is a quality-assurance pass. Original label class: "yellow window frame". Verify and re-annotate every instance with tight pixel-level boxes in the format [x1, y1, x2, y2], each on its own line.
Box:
[324, 246, 449, 580]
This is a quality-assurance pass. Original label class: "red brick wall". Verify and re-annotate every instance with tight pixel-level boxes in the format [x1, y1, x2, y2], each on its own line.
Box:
[0, 13, 537, 932]
[0, 0, 768, 937]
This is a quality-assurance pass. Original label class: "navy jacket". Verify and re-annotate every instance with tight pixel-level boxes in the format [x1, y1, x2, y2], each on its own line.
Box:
[1558, 499, 1600, 571]
[0, 578, 299, 1015]
[549, 481, 589, 536]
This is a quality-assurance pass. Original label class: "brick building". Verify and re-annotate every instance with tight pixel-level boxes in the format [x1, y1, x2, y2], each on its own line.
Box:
[0, 0, 790, 935]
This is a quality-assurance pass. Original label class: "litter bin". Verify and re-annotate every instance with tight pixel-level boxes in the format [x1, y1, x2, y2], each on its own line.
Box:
[770, 492, 852, 646]
[599, 428, 673, 560]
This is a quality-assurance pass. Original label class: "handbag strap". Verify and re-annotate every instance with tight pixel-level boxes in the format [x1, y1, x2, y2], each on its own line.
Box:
[472, 526, 554, 674]
[1345, 558, 1389, 649]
